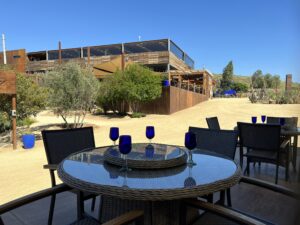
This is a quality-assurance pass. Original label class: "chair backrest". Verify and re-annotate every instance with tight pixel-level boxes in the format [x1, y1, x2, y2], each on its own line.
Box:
[267, 116, 298, 128]
[188, 126, 238, 159]
[206, 117, 221, 130]
[237, 122, 281, 151]
[42, 127, 95, 165]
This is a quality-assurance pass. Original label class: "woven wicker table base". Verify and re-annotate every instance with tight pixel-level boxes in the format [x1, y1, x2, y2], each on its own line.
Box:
[100, 195, 199, 225]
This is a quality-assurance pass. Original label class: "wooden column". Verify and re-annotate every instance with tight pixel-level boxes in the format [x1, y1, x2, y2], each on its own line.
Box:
[12, 95, 17, 149]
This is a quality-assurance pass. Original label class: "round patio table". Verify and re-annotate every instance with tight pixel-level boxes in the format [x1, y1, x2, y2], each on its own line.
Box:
[58, 143, 241, 225]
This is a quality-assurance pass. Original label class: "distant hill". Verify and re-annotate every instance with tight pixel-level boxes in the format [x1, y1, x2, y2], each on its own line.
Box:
[213, 74, 300, 89]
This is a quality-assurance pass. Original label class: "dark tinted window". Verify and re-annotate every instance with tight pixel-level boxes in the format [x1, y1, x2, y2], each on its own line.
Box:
[83, 44, 122, 57]
[124, 40, 168, 53]
[61, 48, 81, 59]
[48, 50, 59, 60]
[170, 41, 184, 60]
[184, 54, 194, 69]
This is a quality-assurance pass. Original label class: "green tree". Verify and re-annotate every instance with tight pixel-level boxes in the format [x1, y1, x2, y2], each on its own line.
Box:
[272, 75, 281, 91]
[97, 64, 162, 114]
[251, 70, 265, 88]
[0, 73, 47, 132]
[231, 82, 249, 93]
[264, 73, 273, 88]
[220, 61, 234, 91]
[44, 62, 99, 128]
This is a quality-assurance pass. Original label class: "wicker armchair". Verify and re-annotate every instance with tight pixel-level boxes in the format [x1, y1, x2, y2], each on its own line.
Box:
[0, 184, 144, 225]
[188, 127, 238, 206]
[237, 122, 290, 184]
[41, 127, 98, 225]
[206, 117, 221, 130]
[182, 176, 300, 225]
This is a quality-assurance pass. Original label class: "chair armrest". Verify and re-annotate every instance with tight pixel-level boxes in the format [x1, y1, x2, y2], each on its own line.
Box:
[280, 139, 290, 149]
[43, 164, 58, 170]
[102, 210, 144, 225]
[240, 176, 299, 199]
[184, 199, 266, 225]
[0, 184, 71, 215]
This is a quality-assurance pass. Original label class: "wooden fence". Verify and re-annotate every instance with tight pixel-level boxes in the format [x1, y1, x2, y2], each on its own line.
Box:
[140, 86, 208, 114]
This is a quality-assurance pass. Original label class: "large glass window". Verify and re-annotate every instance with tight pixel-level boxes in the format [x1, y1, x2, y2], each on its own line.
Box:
[61, 48, 81, 59]
[170, 41, 184, 60]
[83, 44, 122, 57]
[48, 50, 59, 60]
[184, 54, 194, 69]
[124, 39, 168, 54]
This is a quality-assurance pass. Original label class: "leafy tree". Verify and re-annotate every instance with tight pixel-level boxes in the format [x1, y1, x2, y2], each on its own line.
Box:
[251, 70, 265, 89]
[272, 75, 281, 91]
[44, 62, 99, 128]
[264, 73, 273, 88]
[97, 64, 162, 114]
[231, 82, 248, 93]
[0, 73, 47, 132]
[220, 61, 234, 91]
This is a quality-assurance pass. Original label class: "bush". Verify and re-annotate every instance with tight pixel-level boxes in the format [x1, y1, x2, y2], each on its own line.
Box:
[97, 64, 162, 114]
[231, 82, 248, 93]
[44, 62, 99, 128]
[0, 73, 47, 133]
[130, 112, 146, 118]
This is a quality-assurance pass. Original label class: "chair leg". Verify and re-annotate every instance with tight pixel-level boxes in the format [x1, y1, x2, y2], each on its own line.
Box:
[285, 152, 290, 181]
[246, 159, 250, 175]
[226, 188, 232, 207]
[48, 194, 56, 225]
[0, 216, 4, 225]
[91, 196, 96, 211]
[275, 164, 279, 184]
[239, 146, 243, 169]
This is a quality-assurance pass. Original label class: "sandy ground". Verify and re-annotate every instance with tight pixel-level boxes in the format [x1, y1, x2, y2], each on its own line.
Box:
[0, 98, 300, 204]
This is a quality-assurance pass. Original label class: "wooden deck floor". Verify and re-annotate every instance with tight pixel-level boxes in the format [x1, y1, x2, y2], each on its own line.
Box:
[2, 149, 300, 225]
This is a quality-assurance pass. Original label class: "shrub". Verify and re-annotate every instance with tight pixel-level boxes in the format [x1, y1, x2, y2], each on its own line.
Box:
[97, 64, 162, 114]
[44, 62, 99, 128]
[0, 73, 47, 133]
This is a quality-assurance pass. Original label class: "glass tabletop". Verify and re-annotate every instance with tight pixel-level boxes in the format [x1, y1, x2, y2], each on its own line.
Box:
[59, 145, 240, 191]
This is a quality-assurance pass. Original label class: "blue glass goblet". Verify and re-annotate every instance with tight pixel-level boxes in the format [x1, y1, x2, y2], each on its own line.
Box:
[261, 115, 266, 123]
[185, 132, 197, 166]
[279, 118, 285, 126]
[119, 135, 132, 172]
[146, 126, 155, 143]
[251, 116, 257, 124]
[109, 127, 119, 146]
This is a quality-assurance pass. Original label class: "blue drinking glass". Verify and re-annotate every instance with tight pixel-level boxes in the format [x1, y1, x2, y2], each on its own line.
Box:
[146, 126, 155, 143]
[261, 115, 266, 123]
[251, 116, 257, 124]
[109, 127, 119, 146]
[185, 132, 197, 166]
[280, 118, 285, 126]
[119, 135, 132, 171]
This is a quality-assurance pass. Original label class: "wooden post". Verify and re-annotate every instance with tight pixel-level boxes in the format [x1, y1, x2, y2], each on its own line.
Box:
[58, 41, 62, 64]
[12, 94, 17, 149]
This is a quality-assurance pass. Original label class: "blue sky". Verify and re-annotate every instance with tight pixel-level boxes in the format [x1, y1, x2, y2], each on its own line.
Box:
[1, 0, 299, 82]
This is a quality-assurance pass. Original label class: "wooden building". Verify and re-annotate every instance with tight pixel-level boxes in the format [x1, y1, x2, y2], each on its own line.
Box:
[0, 39, 215, 114]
